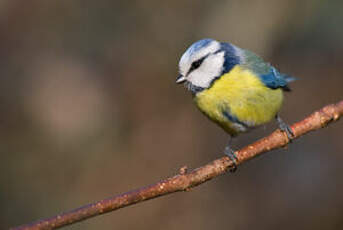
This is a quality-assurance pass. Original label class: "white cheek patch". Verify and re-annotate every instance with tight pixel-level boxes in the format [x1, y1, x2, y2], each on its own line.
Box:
[200, 52, 225, 78]
[187, 51, 225, 88]
[187, 71, 210, 89]
[179, 40, 220, 76]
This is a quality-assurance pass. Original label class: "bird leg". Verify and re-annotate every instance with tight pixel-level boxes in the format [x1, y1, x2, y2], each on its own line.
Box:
[224, 137, 238, 172]
[276, 114, 294, 141]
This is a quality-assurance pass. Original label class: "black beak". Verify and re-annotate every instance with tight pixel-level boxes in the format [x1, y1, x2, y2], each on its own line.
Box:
[176, 74, 186, 84]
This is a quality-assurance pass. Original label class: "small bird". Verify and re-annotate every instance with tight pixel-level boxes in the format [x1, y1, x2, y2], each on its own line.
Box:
[176, 38, 295, 170]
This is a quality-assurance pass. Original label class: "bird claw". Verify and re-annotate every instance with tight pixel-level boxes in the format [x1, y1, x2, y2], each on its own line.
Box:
[276, 115, 294, 142]
[224, 146, 238, 172]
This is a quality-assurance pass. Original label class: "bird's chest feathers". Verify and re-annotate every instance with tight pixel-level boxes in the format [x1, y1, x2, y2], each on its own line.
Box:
[194, 65, 283, 133]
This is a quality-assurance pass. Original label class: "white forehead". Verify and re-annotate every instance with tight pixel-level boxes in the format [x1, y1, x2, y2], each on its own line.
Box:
[179, 39, 220, 75]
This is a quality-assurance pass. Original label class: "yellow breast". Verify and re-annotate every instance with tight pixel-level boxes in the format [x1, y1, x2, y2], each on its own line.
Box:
[194, 65, 283, 135]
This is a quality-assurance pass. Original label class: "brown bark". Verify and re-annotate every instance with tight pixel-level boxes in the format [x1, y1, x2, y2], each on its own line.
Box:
[12, 100, 343, 230]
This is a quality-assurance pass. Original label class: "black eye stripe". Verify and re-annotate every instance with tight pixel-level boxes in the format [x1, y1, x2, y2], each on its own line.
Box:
[192, 58, 203, 69]
[187, 55, 207, 75]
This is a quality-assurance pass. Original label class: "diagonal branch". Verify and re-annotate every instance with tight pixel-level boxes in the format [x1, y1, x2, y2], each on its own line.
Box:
[12, 100, 343, 230]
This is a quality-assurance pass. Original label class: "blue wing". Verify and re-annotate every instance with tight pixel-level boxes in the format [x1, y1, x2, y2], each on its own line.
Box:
[259, 67, 295, 91]
[235, 47, 296, 91]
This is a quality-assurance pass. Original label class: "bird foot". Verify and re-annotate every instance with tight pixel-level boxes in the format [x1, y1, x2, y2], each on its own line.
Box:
[276, 115, 295, 142]
[224, 146, 238, 172]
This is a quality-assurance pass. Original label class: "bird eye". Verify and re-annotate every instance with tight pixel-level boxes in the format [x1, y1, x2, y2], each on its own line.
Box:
[192, 59, 202, 69]
[189, 56, 206, 73]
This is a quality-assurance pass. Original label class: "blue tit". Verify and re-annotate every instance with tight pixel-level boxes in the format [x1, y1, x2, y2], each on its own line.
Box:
[176, 38, 295, 170]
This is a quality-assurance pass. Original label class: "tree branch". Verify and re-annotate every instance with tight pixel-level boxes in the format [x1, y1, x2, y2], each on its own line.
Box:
[12, 100, 343, 230]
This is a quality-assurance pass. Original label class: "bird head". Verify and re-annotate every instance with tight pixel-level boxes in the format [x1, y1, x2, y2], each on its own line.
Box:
[177, 39, 239, 94]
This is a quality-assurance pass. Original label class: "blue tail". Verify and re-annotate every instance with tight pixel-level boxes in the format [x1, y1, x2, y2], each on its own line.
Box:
[283, 74, 296, 83]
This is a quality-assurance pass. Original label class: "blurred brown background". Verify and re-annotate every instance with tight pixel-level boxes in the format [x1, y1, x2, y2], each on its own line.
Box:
[1, 0, 343, 229]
